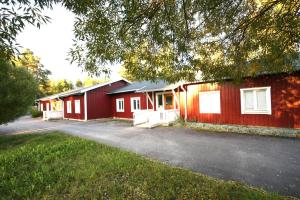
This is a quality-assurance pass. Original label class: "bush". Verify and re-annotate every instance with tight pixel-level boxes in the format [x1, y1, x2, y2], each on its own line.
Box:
[0, 59, 38, 124]
[30, 107, 43, 118]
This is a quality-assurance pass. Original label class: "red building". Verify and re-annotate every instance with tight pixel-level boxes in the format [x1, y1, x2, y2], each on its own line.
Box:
[38, 79, 128, 121]
[38, 72, 300, 129]
[182, 72, 300, 129]
[108, 80, 182, 121]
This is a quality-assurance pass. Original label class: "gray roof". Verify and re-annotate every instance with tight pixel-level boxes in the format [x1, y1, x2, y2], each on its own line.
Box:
[108, 80, 183, 94]
[38, 79, 129, 100]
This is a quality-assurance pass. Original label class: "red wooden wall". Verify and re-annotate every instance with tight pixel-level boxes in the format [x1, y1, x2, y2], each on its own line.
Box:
[111, 92, 148, 118]
[86, 80, 128, 120]
[183, 72, 300, 129]
[63, 95, 85, 120]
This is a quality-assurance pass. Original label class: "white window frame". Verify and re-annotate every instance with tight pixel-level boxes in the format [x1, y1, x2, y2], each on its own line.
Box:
[155, 92, 172, 110]
[240, 86, 271, 115]
[199, 91, 221, 114]
[67, 101, 72, 114]
[130, 97, 141, 112]
[74, 100, 81, 114]
[116, 98, 124, 112]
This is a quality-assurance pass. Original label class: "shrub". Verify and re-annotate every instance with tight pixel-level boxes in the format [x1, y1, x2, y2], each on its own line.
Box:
[0, 59, 38, 124]
[30, 107, 43, 118]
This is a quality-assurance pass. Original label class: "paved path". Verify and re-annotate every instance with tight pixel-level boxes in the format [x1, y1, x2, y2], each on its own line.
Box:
[1, 116, 300, 198]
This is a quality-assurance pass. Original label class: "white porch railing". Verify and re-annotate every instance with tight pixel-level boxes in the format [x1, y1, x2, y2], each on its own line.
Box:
[43, 111, 63, 120]
[133, 109, 180, 128]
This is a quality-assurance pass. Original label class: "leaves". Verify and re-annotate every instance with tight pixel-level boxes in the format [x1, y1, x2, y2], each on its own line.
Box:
[13, 48, 52, 98]
[67, 0, 300, 82]
[0, 0, 59, 60]
[0, 59, 38, 124]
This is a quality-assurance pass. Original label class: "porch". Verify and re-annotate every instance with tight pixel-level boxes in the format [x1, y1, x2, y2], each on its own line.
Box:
[133, 109, 180, 128]
[41, 99, 64, 120]
[43, 110, 63, 120]
[133, 88, 182, 128]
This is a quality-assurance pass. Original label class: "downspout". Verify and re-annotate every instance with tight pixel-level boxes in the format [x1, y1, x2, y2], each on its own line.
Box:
[180, 84, 187, 122]
[84, 92, 87, 121]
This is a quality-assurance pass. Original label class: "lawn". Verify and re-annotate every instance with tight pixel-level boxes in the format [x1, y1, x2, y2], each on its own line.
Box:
[0, 132, 293, 200]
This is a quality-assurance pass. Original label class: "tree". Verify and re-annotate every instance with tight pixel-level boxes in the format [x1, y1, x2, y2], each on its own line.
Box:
[14, 49, 51, 98]
[0, 59, 38, 124]
[83, 77, 109, 87]
[75, 79, 83, 88]
[118, 66, 138, 82]
[49, 79, 74, 94]
[0, 0, 59, 60]
[68, 0, 300, 82]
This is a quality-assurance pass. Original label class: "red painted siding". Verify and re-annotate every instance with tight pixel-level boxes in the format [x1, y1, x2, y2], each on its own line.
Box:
[63, 95, 85, 120]
[39, 100, 51, 111]
[87, 80, 128, 119]
[183, 72, 300, 129]
[111, 92, 148, 118]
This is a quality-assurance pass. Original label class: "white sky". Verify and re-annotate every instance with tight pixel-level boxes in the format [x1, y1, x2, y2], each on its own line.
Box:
[16, 4, 121, 83]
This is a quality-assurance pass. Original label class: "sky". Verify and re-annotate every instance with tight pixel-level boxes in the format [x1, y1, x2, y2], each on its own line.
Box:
[16, 4, 121, 83]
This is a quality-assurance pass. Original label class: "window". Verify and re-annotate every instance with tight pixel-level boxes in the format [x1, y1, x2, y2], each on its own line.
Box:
[131, 97, 141, 112]
[157, 94, 163, 109]
[75, 100, 81, 114]
[199, 91, 221, 114]
[67, 101, 72, 113]
[40, 104, 44, 111]
[240, 87, 271, 114]
[116, 98, 124, 112]
[165, 95, 173, 106]
[46, 103, 50, 111]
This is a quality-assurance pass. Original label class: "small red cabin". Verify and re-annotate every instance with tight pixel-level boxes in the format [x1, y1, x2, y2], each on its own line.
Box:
[60, 80, 128, 120]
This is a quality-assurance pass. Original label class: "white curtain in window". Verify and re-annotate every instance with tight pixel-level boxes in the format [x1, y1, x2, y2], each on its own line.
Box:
[67, 101, 72, 113]
[75, 100, 81, 114]
[256, 89, 267, 110]
[244, 90, 254, 110]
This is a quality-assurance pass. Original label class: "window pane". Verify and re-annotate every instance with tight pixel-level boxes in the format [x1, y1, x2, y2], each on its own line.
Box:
[75, 100, 80, 113]
[244, 90, 254, 110]
[158, 95, 163, 106]
[165, 96, 173, 105]
[256, 89, 267, 110]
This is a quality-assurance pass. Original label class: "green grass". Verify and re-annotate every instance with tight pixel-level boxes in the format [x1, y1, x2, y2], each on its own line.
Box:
[0, 132, 294, 200]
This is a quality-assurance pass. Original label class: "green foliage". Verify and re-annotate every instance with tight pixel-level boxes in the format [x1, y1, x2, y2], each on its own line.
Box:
[14, 49, 52, 98]
[49, 79, 74, 94]
[0, 59, 38, 124]
[0, 132, 290, 199]
[0, 0, 59, 60]
[30, 107, 43, 118]
[118, 66, 139, 82]
[82, 77, 109, 87]
[68, 0, 300, 82]
[75, 79, 83, 88]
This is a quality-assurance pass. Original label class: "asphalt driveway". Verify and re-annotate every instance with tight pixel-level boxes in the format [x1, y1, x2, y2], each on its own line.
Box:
[1, 116, 300, 198]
